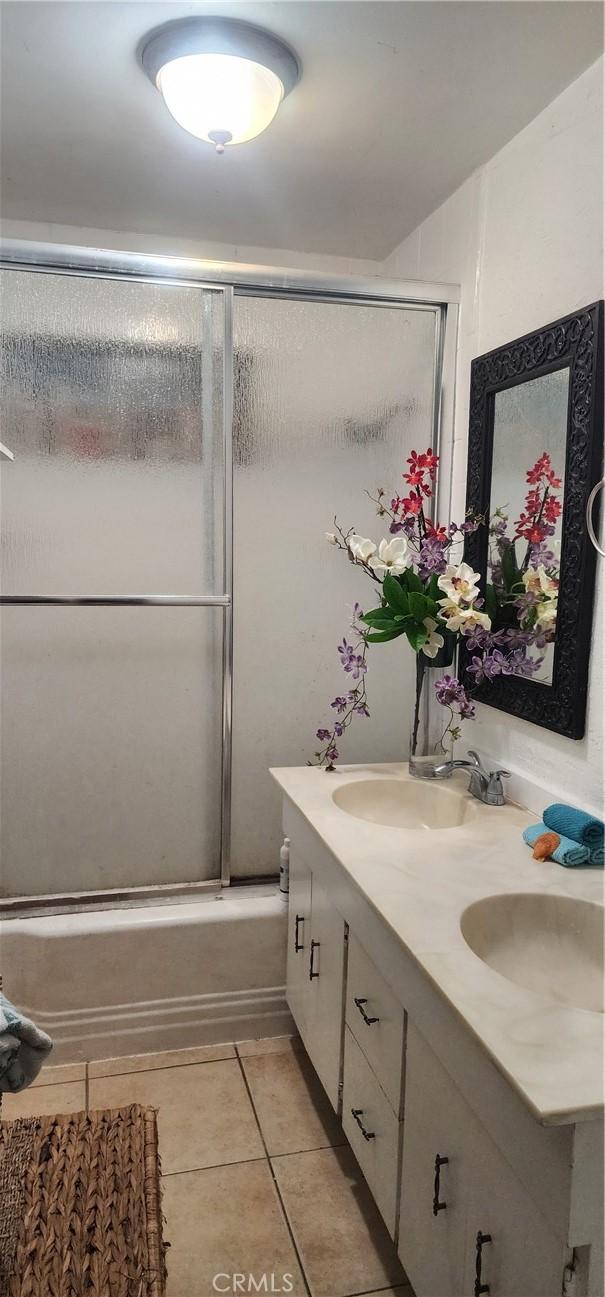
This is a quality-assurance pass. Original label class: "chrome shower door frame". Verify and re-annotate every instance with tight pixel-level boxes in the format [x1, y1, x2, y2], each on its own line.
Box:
[0, 239, 459, 916]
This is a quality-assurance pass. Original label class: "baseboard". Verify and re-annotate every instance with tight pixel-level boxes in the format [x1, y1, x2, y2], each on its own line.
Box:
[34, 985, 294, 1063]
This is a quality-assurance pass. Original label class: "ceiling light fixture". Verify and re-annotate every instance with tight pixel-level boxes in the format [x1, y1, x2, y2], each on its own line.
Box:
[140, 17, 300, 153]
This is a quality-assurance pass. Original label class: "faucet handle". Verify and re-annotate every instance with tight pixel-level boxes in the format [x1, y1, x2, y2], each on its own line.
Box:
[466, 749, 487, 772]
[486, 769, 511, 804]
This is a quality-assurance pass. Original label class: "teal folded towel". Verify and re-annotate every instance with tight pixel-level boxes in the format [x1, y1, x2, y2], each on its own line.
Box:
[523, 822, 590, 868]
[543, 803, 604, 866]
[0, 992, 53, 1093]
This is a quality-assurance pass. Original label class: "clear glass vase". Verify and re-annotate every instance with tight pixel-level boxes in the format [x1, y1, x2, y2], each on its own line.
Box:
[409, 643, 456, 779]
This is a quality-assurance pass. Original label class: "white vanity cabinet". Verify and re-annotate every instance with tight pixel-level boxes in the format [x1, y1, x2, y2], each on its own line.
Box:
[286, 847, 345, 1109]
[400, 1024, 567, 1297]
[279, 778, 603, 1297]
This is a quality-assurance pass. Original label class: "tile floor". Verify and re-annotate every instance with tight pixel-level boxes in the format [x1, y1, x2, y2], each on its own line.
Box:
[3, 1035, 413, 1297]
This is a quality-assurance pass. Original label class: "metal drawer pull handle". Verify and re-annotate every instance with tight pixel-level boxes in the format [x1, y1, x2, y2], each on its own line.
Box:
[432, 1154, 448, 1215]
[309, 939, 320, 980]
[350, 1108, 375, 1141]
[294, 914, 304, 952]
[354, 996, 379, 1025]
[474, 1231, 492, 1296]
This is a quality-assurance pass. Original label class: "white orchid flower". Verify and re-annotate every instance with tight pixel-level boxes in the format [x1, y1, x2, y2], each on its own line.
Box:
[535, 598, 558, 630]
[437, 562, 481, 605]
[522, 565, 558, 598]
[421, 617, 445, 659]
[367, 536, 409, 578]
[348, 534, 377, 564]
[438, 599, 491, 633]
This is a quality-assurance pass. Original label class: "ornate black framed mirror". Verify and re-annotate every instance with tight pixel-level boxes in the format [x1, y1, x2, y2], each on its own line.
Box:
[461, 301, 603, 739]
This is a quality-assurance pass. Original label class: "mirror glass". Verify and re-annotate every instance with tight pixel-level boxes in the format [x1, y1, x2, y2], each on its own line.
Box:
[488, 367, 569, 685]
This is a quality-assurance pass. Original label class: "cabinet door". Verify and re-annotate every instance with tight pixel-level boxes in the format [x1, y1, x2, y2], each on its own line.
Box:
[399, 1024, 473, 1297]
[286, 849, 313, 1039]
[463, 1144, 566, 1297]
[305, 875, 346, 1110]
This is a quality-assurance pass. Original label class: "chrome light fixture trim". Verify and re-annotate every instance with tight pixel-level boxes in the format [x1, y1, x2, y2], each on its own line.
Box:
[140, 16, 300, 150]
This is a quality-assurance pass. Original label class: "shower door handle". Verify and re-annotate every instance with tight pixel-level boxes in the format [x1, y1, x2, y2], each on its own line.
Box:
[0, 442, 14, 461]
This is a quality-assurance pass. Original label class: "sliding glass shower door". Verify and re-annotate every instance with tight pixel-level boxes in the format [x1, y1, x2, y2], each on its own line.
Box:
[231, 294, 440, 878]
[0, 268, 230, 899]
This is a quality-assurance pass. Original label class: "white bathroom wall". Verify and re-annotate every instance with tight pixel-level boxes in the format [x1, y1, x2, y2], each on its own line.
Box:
[382, 57, 604, 814]
[0, 217, 384, 280]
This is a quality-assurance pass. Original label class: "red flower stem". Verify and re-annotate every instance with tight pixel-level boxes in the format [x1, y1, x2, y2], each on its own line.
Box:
[520, 483, 550, 573]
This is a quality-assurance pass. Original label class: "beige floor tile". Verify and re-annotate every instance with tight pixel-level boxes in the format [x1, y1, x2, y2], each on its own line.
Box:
[89, 1059, 264, 1174]
[242, 1046, 345, 1155]
[162, 1160, 307, 1297]
[362, 1289, 413, 1296]
[236, 1034, 303, 1059]
[273, 1146, 405, 1297]
[89, 1042, 235, 1078]
[1, 1080, 86, 1119]
[30, 1061, 86, 1087]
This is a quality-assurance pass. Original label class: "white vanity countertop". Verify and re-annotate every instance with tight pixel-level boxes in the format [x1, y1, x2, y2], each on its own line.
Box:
[271, 762, 604, 1127]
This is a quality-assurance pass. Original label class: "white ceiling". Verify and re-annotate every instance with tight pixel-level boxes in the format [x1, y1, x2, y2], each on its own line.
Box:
[0, 1, 602, 260]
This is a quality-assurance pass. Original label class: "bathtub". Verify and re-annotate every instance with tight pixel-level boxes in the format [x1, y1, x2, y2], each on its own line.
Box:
[0, 885, 293, 1063]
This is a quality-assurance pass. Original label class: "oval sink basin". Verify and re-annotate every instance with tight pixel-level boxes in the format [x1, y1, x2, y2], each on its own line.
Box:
[461, 894, 604, 1013]
[332, 779, 483, 830]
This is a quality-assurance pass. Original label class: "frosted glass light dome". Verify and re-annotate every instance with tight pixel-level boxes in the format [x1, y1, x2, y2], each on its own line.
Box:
[141, 18, 300, 153]
[157, 53, 284, 149]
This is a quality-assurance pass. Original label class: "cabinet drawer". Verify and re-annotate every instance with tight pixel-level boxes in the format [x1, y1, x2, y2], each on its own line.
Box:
[342, 1026, 401, 1238]
[346, 932, 405, 1115]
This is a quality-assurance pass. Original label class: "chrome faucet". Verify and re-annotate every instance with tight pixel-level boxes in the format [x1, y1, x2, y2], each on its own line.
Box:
[433, 749, 511, 806]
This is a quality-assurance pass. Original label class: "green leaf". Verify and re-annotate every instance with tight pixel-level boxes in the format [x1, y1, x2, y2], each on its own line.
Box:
[485, 583, 498, 621]
[424, 598, 439, 620]
[405, 568, 424, 594]
[365, 627, 407, 643]
[361, 607, 398, 626]
[501, 541, 521, 593]
[409, 591, 429, 621]
[406, 625, 428, 652]
[382, 573, 409, 615]
[426, 573, 441, 602]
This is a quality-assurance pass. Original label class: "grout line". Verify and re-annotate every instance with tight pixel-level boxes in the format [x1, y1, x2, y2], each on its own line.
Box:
[234, 1045, 302, 1062]
[160, 1155, 267, 1179]
[270, 1141, 348, 1160]
[87, 1052, 237, 1082]
[349, 1287, 413, 1297]
[236, 1052, 312, 1297]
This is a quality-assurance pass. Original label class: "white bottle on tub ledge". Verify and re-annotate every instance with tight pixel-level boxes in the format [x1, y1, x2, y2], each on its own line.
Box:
[279, 837, 290, 900]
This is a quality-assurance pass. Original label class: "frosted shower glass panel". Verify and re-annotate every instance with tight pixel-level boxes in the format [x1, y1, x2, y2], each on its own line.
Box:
[232, 296, 438, 878]
[0, 607, 223, 896]
[0, 270, 224, 595]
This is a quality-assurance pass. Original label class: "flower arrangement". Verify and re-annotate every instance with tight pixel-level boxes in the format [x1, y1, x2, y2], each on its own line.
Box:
[485, 451, 561, 655]
[311, 448, 560, 772]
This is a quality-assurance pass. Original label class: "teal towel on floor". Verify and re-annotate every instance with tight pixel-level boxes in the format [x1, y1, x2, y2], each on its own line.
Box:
[543, 802, 604, 849]
[523, 822, 590, 867]
[0, 992, 53, 1093]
